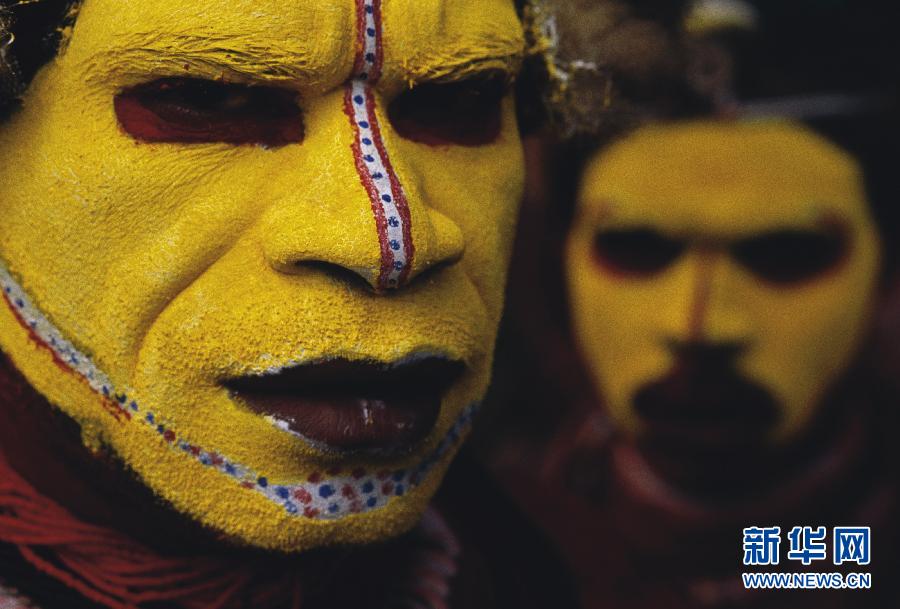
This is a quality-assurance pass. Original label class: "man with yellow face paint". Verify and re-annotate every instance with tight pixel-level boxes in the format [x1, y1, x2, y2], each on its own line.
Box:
[0, 1, 580, 608]
[489, 1, 900, 608]
[555, 121, 899, 609]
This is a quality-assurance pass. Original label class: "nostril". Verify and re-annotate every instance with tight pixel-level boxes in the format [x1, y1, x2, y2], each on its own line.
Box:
[404, 258, 457, 288]
[292, 261, 376, 292]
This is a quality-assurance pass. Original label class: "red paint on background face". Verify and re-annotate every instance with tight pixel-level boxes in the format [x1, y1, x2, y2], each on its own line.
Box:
[688, 248, 718, 341]
[591, 228, 687, 279]
[114, 78, 304, 147]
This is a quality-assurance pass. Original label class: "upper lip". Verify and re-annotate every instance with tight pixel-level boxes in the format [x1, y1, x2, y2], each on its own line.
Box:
[224, 357, 464, 457]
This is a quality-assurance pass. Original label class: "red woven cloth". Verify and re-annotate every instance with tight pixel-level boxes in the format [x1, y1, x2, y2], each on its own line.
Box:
[0, 448, 305, 609]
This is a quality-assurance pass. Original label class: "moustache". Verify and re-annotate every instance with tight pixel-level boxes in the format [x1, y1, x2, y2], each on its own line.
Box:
[633, 344, 780, 455]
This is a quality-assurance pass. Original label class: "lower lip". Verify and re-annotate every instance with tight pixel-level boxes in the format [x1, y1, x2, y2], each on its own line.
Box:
[236, 392, 442, 455]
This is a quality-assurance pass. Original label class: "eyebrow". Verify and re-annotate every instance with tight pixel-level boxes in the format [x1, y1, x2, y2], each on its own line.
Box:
[82, 33, 320, 86]
[403, 45, 525, 84]
[82, 32, 525, 87]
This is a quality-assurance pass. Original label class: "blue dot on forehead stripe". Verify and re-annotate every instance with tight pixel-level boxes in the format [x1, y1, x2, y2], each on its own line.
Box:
[354, 95, 364, 105]
[381, 194, 392, 203]
[366, 4, 374, 13]
[358, 121, 369, 128]
[367, 28, 375, 36]
[319, 484, 336, 498]
[362, 138, 372, 145]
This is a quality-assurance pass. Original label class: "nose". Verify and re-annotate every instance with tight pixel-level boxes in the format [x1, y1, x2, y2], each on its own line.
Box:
[258, 87, 464, 292]
[663, 246, 754, 350]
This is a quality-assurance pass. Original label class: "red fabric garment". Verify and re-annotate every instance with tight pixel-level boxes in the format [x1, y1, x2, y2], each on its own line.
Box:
[497, 390, 900, 609]
[0, 445, 307, 609]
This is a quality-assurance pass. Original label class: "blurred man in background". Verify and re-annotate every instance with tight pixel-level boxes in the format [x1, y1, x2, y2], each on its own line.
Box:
[487, 1, 900, 607]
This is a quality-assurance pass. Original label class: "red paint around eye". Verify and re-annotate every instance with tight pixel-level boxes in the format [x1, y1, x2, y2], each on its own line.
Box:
[114, 78, 304, 147]
[731, 227, 849, 286]
[387, 74, 507, 147]
[592, 229, 687, 278]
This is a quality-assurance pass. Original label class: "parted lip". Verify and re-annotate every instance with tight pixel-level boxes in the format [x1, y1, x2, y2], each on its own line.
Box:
[224, 357, 465, 457]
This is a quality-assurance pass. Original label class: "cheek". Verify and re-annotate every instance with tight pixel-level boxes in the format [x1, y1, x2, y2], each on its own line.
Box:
[567, 234, 661, 358]
[0, 65, 285, 379]
[740, 247, 880, 433]
[402, 103, 523, 312]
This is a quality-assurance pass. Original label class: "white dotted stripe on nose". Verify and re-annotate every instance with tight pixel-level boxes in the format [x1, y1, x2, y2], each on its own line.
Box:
[345, 0, 414, 290]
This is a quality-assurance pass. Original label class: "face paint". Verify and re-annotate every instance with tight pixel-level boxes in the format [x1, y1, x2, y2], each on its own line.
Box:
[0, 0, 525, 551]
[567, 120, 881, 446]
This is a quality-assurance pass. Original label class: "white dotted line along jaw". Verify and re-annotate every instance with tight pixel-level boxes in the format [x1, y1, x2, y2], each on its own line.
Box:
[345, 0, 415, 291]
[0, 260, 479, 521]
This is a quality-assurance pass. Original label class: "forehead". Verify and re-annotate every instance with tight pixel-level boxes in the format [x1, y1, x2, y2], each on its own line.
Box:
[68, 0, 523, 90]
[579, 120, 870, 236]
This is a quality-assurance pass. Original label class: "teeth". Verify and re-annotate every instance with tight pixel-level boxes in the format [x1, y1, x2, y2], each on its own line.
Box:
[265, 415, 300, 435]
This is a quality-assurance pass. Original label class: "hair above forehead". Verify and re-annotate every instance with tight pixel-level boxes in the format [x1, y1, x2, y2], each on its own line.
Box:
[1, 0, 81, 110]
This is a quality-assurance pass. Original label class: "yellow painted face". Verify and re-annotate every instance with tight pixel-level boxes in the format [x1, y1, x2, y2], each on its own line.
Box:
[0, 0, 525, 551]
[567, 120, 881, 445]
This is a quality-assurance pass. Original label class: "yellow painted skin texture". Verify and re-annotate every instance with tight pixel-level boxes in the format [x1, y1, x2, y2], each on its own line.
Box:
[567, 120, 880, 441]
[0, 0, 525, 551]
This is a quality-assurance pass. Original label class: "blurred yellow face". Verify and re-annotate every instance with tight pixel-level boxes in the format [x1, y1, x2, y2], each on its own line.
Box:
[567, 120, 880, 449]
[0, 0, 524, 551]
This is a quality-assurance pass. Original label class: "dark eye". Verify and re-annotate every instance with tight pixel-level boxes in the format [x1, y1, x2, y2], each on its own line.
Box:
[732, 229, 848, 285]
[387, 72, 508, 147]
[592, 229, 686, 277]
[114, 78, 303, 147]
